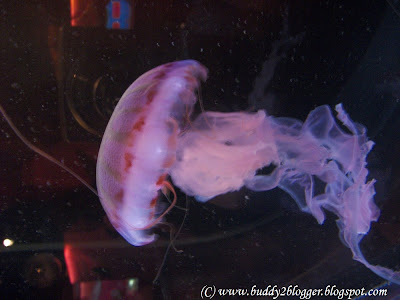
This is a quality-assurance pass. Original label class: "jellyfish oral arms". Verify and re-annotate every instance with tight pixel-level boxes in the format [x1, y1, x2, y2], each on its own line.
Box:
[96, 60, 207, 246]
[170, 103, 400, 284]
[170, 110, 281, 202]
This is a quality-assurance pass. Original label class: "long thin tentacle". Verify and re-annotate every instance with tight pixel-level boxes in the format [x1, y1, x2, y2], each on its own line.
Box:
[0, 104, 98, 197]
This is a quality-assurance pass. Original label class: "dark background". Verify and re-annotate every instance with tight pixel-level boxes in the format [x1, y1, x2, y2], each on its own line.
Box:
[1, 0, 400, 299]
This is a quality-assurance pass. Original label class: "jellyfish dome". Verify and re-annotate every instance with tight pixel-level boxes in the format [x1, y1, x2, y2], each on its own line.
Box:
[170, 100, 400, 284]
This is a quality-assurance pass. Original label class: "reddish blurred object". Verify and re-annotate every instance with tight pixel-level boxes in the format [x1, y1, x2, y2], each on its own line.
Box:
[63, 226, 162, 284]
[70, 0, 109, 27]
[22, 141, 98, 191]
[64, 222, 156, 299]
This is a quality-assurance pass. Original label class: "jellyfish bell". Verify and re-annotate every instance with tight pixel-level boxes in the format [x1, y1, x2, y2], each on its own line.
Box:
[96, 60, 208, 246]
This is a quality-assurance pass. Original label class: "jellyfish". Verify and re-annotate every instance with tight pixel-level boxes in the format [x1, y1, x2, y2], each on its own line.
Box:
[1, 60, 398, 284]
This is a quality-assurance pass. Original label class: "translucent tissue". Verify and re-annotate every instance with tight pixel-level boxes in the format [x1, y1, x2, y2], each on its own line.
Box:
[171, 103, 400, 284]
